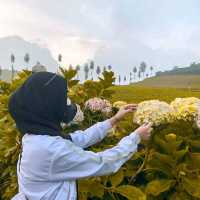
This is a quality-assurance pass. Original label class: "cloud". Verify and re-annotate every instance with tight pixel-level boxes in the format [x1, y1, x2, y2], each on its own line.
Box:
[0, 0, 200, 72]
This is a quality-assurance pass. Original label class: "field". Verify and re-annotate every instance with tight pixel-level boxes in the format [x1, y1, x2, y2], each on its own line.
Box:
[111, 85, 200, 103]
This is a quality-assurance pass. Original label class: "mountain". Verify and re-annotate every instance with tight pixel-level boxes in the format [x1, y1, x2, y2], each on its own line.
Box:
[0, 36, 58, 72]
[156, 62, 200, 76]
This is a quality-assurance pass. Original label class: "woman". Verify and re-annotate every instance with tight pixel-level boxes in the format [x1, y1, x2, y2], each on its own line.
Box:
[9, 72, 152, 200]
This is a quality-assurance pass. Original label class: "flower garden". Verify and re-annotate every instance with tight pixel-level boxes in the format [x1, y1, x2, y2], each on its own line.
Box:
[0, 69, 200, 200]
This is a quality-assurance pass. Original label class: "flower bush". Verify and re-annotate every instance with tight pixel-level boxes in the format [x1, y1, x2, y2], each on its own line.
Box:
[170, 97, 200, 121]
[133, 100, 173, 126]
[1, 68, 200, 200]
[84, 97, 112, 116]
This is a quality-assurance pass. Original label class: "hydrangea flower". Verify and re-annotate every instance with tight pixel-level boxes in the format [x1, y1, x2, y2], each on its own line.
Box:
[196, 107, 200, 128]
[85, 97, 112, 115]
[113, 101, 127, 109]
[133, 100, 173, 126]
[170, 97, 200, 121]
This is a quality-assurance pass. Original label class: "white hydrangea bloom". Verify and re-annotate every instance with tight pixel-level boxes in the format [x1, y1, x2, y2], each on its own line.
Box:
[133, 100, 173, 126]
[170, 97, 200, 121]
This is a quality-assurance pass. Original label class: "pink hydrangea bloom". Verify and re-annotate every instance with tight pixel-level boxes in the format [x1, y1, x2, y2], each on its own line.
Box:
[85, 97, 112, 115]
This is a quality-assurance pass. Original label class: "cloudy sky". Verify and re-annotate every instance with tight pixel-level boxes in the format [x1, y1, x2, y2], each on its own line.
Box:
[0, 0, 200, 75]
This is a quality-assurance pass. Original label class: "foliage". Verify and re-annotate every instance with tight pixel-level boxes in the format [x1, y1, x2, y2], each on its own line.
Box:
[0, 70, 31, 199]
[1, 68, 200, 200]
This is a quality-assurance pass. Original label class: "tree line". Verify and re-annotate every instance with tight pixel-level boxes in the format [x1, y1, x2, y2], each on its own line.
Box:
[0, 53, 155, 84]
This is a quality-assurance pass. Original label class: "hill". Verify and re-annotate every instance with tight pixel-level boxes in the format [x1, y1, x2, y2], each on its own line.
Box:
[133, 75, 200, 89]
[0, 36, 58, 72]
[156, 62, 200, 76]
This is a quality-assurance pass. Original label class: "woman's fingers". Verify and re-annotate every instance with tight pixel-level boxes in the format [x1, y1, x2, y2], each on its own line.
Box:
[124, 104, 138, 109]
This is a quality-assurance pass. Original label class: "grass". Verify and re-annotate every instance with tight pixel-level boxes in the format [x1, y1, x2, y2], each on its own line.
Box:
[111, 85, 200, 103]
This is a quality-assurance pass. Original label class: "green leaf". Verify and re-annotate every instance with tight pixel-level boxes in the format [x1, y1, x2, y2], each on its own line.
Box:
[115, 185, 146, 200]
[109, 169, 124, 187]
[173, 146, 189, 161]
[190, 153, 200, 168]
[146, 179, 175, 196]
[78, 179, 104, 198]
[183, 177, 200, 198]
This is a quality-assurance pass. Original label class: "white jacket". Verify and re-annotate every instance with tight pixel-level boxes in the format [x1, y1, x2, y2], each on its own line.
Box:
[12, 120, 141, 200]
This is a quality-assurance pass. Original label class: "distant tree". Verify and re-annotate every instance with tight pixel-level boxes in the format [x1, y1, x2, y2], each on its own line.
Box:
[10, 53, 15, 81]
[58, 54, 62, 62]
[118, 75, 121, 85]
[57, 54, 62, 73]
[146, 74, 149, 78]
[133, 66, 137, 79]
[96, 66, 101, 76]
[103, 66, 107, 72]
[75, 64, 80, 79]
[190, 62, 196, 68]
[138, 70, 141, 80]
[129, 72, 132, 83]
[84, 63, 89, 80]
[108, 65, 112, 71]
[124, 76, 126, 83]
[140, 62, 147, 77]
[24, 53, 30, 70]
[150, 66, 154, 75]
[89, 60, 94, 80]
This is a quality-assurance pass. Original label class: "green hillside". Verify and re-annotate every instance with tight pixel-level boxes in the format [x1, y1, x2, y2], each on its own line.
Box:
[111, 85, 200, 103]
[133, 75, 200, 88]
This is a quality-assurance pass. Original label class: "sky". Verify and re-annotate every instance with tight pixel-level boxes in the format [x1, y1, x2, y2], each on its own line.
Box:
[0, 0, 200, 75]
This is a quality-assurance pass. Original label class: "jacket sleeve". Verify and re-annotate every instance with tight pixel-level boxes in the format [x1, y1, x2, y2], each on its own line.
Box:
[49, 131, 141, 181]
[69, 120, 112, 148]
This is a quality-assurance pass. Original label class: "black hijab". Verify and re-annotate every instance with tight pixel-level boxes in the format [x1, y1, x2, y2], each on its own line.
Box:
[8, 72, 77, 137]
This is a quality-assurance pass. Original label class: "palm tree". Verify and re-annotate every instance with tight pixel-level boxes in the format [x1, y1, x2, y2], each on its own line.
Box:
[150, 66, 154, 75]
[129, 72, 132, 83]
[118, 75, 121, 85]
[89, 60, 94, 80]
[140, 62, 147, 77]
[138, 70, 141, 80]
[24, 53, 30, 70]
[96, 66, 101, 77]
[103, 66, 106, 72]
[75, 64, 80, 79]
[84, 63, 89, 80]
[124, 76, 126, 83]
[10, 53, 15, 81]
[133, 66, 137, 80]
[108, 65, 112, 71]
[57, 54, 62, 73]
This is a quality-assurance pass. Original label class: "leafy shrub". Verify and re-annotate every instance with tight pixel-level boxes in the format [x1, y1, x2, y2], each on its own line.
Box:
[0, 69, 200, 200]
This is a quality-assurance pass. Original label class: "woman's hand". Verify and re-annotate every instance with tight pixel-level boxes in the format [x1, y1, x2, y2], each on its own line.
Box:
[135, 123, 153, 140]
[109, 104, 137, 127]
